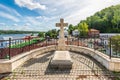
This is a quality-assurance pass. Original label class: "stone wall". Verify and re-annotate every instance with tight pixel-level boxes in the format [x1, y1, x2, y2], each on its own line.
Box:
[0, 45, 120, 73]
[0, 45, 56, 73]
[66, 45, 120, 72]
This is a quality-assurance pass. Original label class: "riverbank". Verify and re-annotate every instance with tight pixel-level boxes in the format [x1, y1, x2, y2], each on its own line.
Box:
[0, 34, 38, 39]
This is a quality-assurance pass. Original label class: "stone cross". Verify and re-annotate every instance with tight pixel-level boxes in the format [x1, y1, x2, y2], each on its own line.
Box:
[56, 18, 68, 39]
[56, 18, 68, 50]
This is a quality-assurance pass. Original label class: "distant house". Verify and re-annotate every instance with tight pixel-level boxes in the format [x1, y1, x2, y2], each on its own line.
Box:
[24, 36, 33, 40]
[72, 30, 79, 36]
[88, 29, 100, 37]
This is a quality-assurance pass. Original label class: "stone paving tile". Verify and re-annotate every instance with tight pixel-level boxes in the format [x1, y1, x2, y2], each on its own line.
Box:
[2, 51, 113, 80]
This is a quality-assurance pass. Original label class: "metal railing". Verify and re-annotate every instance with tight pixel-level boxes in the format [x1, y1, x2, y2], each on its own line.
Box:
[66, 36, 120, 59]
[0, 37, 58, 59]
[0, 36, 120, 59]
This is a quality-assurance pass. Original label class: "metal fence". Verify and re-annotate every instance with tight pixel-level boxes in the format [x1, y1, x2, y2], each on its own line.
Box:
[66, 36, 120, 59]
[0, 36, 120, 59]
[0, 37, 58, 59]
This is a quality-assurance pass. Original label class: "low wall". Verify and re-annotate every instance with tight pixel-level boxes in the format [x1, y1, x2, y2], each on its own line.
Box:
[0, 45, 56, 73]
[66, 45, 120, 72]
[0, 45, 120, 73]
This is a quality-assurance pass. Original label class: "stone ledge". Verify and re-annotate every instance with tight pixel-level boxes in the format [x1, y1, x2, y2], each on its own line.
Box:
[67, 45, 120, 72]
[0, 45, 120, 73]
[0, 45, 56, 73]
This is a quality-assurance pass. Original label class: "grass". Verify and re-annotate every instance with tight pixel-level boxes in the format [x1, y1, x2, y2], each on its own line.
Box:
[10, 38, 45, 48]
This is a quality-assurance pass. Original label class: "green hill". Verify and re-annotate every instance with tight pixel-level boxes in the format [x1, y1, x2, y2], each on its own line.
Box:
[78, 5, 120, 33]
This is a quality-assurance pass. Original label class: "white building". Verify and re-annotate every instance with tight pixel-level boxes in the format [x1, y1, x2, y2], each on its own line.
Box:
[72, 30, 79, 36]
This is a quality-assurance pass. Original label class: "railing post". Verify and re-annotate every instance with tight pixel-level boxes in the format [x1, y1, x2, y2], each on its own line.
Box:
[46, 38, 47, 46]
[78, 37, 79, 46]
[94, 35, 95, 50]
[67, 37, 68, 45]
[54, 38, 55, 45]
[110, 38, 112, 59]
[29, 37, 30, 51]
[9, 38, 11, 60]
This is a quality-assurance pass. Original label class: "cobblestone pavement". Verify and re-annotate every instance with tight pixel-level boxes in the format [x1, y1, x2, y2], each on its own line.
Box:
[2, 51, 115, 80]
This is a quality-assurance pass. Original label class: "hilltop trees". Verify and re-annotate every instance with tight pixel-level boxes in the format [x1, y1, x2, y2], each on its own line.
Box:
[69, 5, 120, 33]
[85, 5, 120, 33]
[111, 10, 120, 32]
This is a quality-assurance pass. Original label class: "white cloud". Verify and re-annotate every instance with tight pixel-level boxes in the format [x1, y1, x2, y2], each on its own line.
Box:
[0, 23, 5, 26]
[25, 17, 40, 25]
[13, 23, 18, 26]
[23, 25, 33, 31]
[24, 16, 52, 31]
[0, 12, 20, 22]
[15, 0, 46, 10]
[38, 0, 120, 26]
[1, 0, 120, 31]
[0, 4, 21, 17]
[24, 23, 31, 26]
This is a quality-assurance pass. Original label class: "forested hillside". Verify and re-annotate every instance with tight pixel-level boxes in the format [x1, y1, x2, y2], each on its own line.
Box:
[0, 30, 39, 34]
[79, 5, 120, 33]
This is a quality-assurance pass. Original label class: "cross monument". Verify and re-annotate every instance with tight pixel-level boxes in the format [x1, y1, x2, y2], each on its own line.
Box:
[56, 18, 68, 50]
[50, 19, 72, 69]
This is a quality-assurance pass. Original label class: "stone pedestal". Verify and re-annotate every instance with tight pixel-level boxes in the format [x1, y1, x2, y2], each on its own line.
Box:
[50, 51, 73, 69]
[57, 38, 66, 50]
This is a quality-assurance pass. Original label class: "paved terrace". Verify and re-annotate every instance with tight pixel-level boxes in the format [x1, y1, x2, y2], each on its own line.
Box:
[1, 51, 116, 80]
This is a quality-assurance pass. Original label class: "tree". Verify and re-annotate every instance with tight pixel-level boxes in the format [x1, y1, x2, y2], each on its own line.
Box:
[112, 10, 120, 31]
[31, 33, 34, 36]
[77, 22, 88, 37]
[38, 32, 44, 37]
[68, 24, 75, 35]
[84, 4, 120, 33]
[45, 29, 58, 38]
[51, 29, 58, 38]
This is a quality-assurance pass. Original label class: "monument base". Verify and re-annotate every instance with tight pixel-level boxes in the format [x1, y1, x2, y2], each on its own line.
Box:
[50, 51, 73, 69]
[57, 38, 66, 50]
[57, 46, 66, 51]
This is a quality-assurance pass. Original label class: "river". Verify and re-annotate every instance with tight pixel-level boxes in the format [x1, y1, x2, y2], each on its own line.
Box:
[0, 34, 38, 40]
[0, 34, 38, 48]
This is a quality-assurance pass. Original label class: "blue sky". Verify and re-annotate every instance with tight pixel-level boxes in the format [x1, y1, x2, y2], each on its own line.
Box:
[0, 0, 120, 31]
